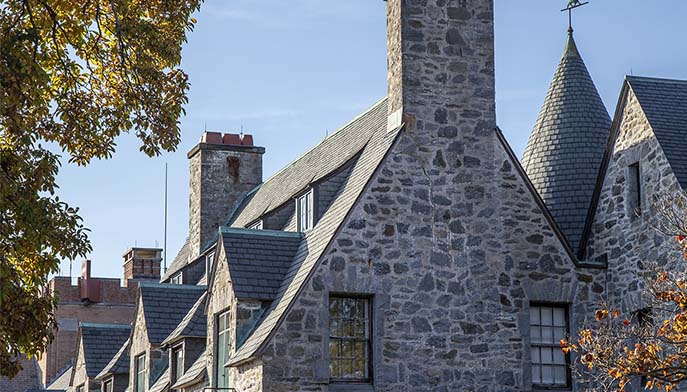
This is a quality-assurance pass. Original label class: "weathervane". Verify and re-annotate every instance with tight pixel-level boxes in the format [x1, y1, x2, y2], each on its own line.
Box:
[561, 0, 589, 33]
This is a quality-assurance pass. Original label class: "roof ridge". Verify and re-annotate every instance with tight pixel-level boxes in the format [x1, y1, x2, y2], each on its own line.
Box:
[79, 322, 131, 329]
[257, 96, 388, 186]
[139, 282, 206, 290]
[626, 75, 687, 84]
[221, 227, 303, 238]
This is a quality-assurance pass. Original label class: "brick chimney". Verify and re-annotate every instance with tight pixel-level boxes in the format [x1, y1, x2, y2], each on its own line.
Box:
[123, 247, 162, 286]
[187, 132, 264, 258]
[386, 0, 496, 133]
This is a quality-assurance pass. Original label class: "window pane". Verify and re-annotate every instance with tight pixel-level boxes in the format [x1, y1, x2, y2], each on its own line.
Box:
[530, 305, 569, 387]
[530, 307, 540, 325]
[329, 296, 371, 381]
[553, 308, 566, 327]
[541, 307, 553, 325]
[554, 366, 567, 384]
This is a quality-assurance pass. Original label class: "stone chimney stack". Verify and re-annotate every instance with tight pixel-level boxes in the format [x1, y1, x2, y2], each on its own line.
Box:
[187, 132, 265, 258]
[123, 247, 162, 286]
[386, 0, 496, 134]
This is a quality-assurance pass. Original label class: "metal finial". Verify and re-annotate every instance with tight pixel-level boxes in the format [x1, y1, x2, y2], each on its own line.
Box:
[561, 0, 589, 33]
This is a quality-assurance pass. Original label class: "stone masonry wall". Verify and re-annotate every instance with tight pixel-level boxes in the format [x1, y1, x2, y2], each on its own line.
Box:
[586, 89, 684, 313]
[206, 242, 241, 389]
[250, 0, 607, 390]
[72, 341, 97, 392]
[129, 298, 151, 391]
[188, 144, 264, 258]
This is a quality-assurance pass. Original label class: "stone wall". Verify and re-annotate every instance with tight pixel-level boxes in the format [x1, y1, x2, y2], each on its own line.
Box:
[188, 142, 264, 258]
[586, 89, 684, 313]
[205, 242, 235, 389]
[232, 361, 263, 392]
[249, 0, 607, 390]
[72, 340, 97, 392]
[129, 298, 152, 391]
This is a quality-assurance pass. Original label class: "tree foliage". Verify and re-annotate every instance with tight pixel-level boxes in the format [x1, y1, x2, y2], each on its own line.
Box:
[562, 193, 687, 391]
[0, 0, 201, 378]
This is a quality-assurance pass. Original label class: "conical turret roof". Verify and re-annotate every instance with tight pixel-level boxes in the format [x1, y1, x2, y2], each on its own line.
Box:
[522, 31, 611, 253]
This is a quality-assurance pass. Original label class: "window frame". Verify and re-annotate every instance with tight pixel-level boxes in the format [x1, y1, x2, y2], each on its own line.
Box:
[135, 352, 146, 392]
[214, 309, 232, 389]
[170, 272, 183, 285]
[529, 303, 571, 390]
[206, 251, 216, 278]
[297, 189, 315, 232]
[248, 220, 263, 230]
[328, 294, 373, 384]
[76, 384, 85, 392]
[628, 162, 642, 218]
[102, 377, 114, 392]
[171, 343, 184, 384]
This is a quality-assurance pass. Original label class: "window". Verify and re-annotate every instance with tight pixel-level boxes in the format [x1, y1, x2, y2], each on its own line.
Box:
[206, 251, 215, 277]
[102, 378, 113, 392]
[248, 220, 263, 230]
[76, 385, 85, 392]
[135, 353, 146, 392]
[629, 162, 642, 217]
[297, 189, 314, 232]
[329, 296, 371, 382]
[215, 310, 231, 389]
[170, 272, 183, 285]
[530, 305, 569, 388]
[172, 345, 184, 383]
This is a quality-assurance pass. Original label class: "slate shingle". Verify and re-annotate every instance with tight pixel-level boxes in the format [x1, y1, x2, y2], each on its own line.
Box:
[626, 76, 687, 189]
[522, 33, 612, 252]
[138, 283, 206, 345]
[161, 292, 208, 346]
[79, 323, 131, 378]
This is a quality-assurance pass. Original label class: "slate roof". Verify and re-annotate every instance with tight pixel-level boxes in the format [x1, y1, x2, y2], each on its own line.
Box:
[138, 283, 206, 344]
[522, 32, 612, 252]
[161, 238, 191, 282]
[95, 339, 130, 380]
[626, 76, 687, 189]
[46, 365, 72, 391]
[172, 349, 207, 389]
[229, 97, 389, 227]
[78, 323, 131, 378]
[148, 368, 169, 392]
[161, 292, 208, 346]
[221, 228, 303, 300]
[225, 97, 403, 365]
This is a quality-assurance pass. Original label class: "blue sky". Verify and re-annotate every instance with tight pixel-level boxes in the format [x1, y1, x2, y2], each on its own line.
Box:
[54, 0, 687, 279]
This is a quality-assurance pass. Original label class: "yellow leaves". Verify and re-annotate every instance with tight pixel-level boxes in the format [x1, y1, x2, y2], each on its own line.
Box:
[596, 309, 609, 321]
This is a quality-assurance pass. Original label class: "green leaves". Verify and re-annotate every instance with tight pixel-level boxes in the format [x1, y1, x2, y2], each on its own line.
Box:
[0, 0, 201, 377]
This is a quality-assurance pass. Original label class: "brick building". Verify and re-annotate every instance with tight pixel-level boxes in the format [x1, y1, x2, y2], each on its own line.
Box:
[9, 0, 687, 391]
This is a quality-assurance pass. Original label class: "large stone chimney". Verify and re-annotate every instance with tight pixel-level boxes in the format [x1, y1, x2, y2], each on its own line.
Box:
[386, 0, 496, 134]
[187, 132, 264, 258]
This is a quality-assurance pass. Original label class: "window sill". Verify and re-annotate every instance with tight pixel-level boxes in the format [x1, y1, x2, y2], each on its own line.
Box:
[329, 383, 375, 392]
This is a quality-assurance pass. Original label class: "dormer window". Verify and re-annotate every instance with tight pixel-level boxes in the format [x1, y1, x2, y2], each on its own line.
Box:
[248, 220, 263, 230]
[170, 272, 183, 285]
[171, 344, 184, 383]
[297, 189, 314, 232]
[206, 251, 215, 277]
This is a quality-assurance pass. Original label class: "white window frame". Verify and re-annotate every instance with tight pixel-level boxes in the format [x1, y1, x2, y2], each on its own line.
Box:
[170, 272, 183, 285]
[135, 353, 146, 392]
[172, 343, 184, 383]
[248, 220, 263, 230]
[102, 377, 114, 392]
[530, 304, 570, 388]
[297, 189, 314, 232]
[206, 251, 216, 278]
[215, 310, 231, 389]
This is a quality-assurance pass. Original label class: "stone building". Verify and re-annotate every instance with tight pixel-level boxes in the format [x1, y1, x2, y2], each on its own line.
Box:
[17, 0, 687, 391]
[69, 323, 131, 392]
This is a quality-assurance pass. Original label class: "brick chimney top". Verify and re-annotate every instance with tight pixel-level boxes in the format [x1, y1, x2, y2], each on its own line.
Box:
[200, 131, 254, 147]
[123, 247, 162, 286]
[81, 260, 92, 279]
